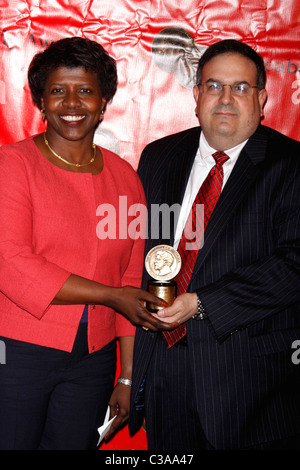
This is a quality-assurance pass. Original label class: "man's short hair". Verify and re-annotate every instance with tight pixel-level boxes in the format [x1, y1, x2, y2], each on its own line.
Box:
[196, 39, 266, 90]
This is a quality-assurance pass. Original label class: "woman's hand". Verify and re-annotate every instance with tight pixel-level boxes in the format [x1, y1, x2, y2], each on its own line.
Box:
[103, 382, 131, 442]
[109, 286, 179, 331]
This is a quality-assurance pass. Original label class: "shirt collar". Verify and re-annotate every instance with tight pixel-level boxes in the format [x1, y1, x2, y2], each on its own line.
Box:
[199, 131, 249, 164]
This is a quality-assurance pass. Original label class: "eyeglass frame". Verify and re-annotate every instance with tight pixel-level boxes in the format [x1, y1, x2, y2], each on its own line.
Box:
[197, 79, 262, 97]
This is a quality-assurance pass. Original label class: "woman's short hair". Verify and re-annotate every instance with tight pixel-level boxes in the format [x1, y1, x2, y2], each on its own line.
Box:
[28, 36, 118, 108]
[196, 39, 266, 90]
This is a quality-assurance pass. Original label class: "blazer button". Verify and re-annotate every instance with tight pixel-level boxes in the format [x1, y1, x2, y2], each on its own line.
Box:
[230, 329, 239, 336]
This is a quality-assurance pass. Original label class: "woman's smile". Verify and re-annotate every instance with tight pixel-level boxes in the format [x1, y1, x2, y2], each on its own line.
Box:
[59, 114, 87, 127]
[60, 114, 86, 122]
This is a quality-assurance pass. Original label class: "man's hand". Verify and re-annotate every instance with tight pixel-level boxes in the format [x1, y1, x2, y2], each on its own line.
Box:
[153, 293, 198, 326]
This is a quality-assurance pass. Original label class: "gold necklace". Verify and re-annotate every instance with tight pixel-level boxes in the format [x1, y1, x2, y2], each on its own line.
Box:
[43, 132, 96, 168]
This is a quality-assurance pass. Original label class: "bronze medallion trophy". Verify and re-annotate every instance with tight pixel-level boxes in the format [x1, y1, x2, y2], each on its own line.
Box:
[145, 245, 182, 312]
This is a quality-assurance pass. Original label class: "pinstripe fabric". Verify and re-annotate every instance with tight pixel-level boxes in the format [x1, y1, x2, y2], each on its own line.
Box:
[162, 152, 229, 347]
[144, 334, 214, 450]
[130, 125, 300, 450]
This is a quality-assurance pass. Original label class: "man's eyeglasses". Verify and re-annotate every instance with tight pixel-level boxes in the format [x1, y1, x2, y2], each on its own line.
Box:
[198, 80, 260, 97]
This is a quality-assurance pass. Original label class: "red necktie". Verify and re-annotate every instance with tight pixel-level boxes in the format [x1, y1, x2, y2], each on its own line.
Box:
[162, 151, 229, 348]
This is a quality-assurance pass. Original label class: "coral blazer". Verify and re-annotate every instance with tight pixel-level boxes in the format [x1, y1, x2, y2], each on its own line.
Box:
[0, 137, 145, 352]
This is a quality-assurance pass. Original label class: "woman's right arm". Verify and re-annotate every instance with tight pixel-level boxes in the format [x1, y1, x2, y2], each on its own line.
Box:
[52, 274, 173, 331]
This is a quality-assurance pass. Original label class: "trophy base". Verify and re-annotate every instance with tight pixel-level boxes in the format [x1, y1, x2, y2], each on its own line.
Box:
[147, 280, 177, 312]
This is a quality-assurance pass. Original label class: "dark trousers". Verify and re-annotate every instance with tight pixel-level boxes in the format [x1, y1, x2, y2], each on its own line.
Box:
[144, 334, 300, 451]
[144, 334, 214, 450]
[0, 324, 116, 450]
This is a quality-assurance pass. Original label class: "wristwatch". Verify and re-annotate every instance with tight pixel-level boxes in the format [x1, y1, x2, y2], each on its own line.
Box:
[192, 294, 207, 320]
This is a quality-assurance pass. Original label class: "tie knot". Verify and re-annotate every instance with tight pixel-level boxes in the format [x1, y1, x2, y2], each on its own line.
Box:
[212, 151, 229, 165]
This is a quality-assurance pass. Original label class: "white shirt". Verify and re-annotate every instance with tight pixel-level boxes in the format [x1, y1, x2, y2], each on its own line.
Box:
[173, 132, 248, 249]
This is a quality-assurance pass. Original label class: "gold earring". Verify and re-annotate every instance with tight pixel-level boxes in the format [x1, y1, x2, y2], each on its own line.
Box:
[41, 108, 46, 121]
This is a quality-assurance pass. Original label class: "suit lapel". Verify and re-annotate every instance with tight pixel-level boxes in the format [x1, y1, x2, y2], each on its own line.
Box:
[160, 127, 200, 243]
[190, 125, 269, 281]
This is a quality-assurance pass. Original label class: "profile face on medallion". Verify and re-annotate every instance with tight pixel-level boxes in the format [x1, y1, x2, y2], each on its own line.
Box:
[145, 245, 181, 281]
[145, 245, 181, 312]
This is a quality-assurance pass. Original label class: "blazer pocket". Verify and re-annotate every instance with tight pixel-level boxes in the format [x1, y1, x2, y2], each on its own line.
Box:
[250, 329, 300, 356]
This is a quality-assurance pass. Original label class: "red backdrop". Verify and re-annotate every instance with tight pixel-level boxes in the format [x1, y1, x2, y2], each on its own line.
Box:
[0, 0, 299, 450]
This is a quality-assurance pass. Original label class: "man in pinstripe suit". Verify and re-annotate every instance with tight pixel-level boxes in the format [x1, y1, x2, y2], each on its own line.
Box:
[129, 40, 300, 450]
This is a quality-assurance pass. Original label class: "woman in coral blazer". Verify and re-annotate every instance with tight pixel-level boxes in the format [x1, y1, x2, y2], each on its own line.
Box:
[0, 37, 171, 450]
